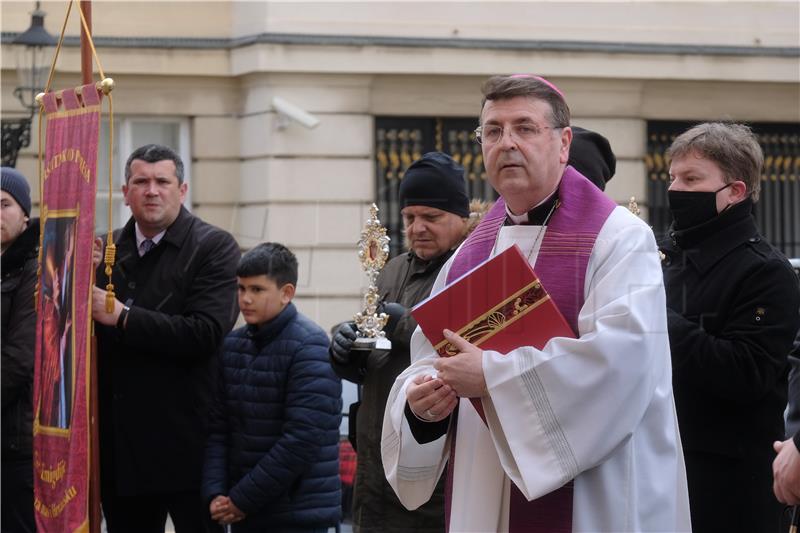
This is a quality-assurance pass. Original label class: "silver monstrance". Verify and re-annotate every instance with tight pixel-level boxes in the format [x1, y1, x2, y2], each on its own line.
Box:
[353, 203, 392, 351]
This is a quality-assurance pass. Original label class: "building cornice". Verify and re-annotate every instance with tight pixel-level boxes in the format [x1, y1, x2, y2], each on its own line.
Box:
[2, 31, 798, 57]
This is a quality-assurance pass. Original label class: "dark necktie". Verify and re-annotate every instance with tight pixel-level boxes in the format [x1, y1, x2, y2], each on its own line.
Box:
[140, 239, 155, 256]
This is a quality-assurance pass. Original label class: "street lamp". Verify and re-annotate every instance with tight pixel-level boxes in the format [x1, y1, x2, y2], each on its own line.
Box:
[1, 2, 56, 167]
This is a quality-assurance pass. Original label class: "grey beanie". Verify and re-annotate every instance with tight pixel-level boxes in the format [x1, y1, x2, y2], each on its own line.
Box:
[1, 167, 32, 216]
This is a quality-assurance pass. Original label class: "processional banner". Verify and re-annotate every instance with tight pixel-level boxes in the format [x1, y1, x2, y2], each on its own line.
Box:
[33, 83, 102, 533]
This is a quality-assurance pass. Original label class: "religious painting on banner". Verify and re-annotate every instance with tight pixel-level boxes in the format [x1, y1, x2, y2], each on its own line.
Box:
[33, 83, 102, 533]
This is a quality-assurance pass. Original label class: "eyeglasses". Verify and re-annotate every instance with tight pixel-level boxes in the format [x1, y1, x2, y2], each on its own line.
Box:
[474, 123, 558, 145]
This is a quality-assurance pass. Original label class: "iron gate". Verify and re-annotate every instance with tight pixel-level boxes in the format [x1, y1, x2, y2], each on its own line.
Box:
[375, 117, 497, 257]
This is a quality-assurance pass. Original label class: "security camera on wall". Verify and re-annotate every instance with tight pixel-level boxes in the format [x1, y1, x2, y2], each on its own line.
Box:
[271, 96, 320, 130]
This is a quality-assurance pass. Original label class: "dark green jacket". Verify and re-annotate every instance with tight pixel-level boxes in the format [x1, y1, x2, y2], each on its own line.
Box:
[331, 250, 451, 533]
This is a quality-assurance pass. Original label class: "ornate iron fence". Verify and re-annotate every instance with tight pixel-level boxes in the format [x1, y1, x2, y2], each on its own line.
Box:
[377, 118, 800, 260]
[375, 117, 496, 257]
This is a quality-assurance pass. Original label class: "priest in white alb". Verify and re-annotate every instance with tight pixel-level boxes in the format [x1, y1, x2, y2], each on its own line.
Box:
[381, 74, 691, 532]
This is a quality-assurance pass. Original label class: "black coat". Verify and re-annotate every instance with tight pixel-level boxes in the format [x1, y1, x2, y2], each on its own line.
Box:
[1, 220, 39, 461]
[660, 198, 800, 531]
[331, 251, 450, 533]
[203, 303, 342, 531]
[95, 207, 240, 496]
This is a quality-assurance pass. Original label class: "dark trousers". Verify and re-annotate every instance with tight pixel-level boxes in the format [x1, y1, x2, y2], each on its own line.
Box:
[684, 450, 783, 533]
[102, 488, 222, 533]
[1, 458, 35, 533]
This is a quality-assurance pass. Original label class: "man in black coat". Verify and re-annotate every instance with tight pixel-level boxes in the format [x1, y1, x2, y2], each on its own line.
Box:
[92, 144, 240, 533]
[1, 167, 38, 533]
[660, 122, 800, 531]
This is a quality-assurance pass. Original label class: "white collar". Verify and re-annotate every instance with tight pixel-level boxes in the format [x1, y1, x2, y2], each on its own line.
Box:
[134, 224, 166, 254]
[505, 187, 558, 225]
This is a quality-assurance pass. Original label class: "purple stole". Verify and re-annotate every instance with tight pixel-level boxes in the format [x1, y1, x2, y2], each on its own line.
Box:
[443, 166, 617, 532]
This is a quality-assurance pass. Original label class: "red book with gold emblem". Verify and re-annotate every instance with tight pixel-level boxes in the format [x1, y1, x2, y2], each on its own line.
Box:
[412, 245, 575, 418]
[413, 244, 575, 355]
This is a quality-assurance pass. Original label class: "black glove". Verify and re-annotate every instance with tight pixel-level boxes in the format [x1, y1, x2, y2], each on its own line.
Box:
[330, 322, 358, 365]
[379, 302, 407, 340]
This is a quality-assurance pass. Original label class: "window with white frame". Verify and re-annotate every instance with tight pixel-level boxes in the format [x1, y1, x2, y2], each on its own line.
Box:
[95, 117, 191, 234]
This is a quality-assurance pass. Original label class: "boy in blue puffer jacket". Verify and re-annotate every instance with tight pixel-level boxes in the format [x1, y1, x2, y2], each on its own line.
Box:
[203, 242, 342, 532]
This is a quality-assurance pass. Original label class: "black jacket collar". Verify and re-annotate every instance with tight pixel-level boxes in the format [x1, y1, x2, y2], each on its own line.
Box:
[664, 198, 759, 275]
[245, 302, 298, 348]
[2, 218, 39, 272]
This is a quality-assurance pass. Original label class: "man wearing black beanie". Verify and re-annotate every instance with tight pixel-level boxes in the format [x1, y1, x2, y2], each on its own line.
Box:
[329, 152, 470, 533]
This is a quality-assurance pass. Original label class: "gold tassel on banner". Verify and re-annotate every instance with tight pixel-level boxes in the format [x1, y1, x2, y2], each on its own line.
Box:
[104, 239, 116, 312]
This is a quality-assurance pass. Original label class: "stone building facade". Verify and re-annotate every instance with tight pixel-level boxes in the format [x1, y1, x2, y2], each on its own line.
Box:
[2, 1, 798, 331]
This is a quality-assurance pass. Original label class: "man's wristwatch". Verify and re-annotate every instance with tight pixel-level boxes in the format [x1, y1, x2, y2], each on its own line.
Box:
[117, 305, 130, 330]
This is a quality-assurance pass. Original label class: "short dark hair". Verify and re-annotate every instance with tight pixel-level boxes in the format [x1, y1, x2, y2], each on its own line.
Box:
[125, 144, 185, 184]
[667, 122, 763, 202]
[480, 75, 571, 129]
[236, 242, 298, 287]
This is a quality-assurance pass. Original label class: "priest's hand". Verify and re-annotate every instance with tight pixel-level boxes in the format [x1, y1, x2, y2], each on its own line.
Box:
[433, 329, 488, 398]
[407, 374, 457, 422]
[773, 438, 800, 504]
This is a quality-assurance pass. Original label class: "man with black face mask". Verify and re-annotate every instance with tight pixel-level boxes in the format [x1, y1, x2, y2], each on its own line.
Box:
[660, 122, 800, 532]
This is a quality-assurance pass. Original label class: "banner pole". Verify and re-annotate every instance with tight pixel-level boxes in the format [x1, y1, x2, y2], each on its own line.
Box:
[89, 335, 100, 533]
[79, 3, 101, 533]
[79, 1, 92, 85]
